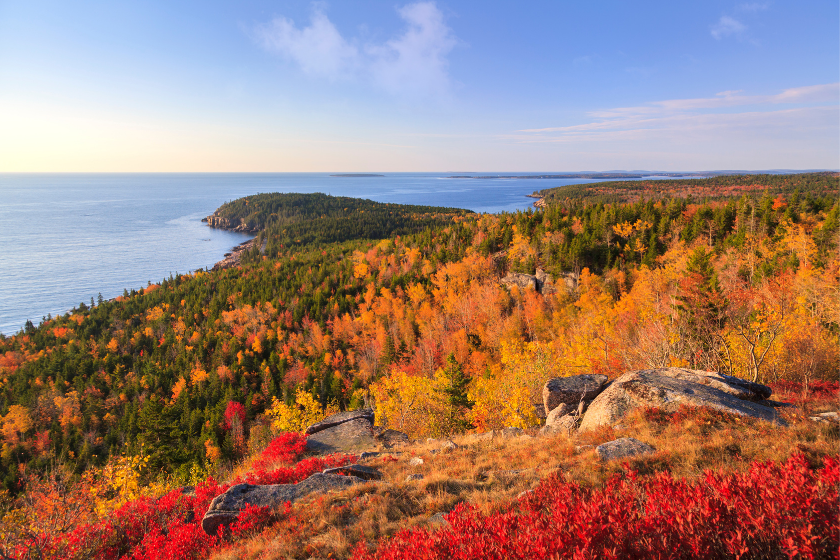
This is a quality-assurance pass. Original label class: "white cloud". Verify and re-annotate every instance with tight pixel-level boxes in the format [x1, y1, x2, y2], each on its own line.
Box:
[367, 2, 457, 98]
[255, 2, 457, 99]
[711, 16, 746, 40]
[254, 6, 359, 79]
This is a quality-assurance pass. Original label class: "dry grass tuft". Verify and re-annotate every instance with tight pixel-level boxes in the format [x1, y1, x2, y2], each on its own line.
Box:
[212, 397, 839, 560]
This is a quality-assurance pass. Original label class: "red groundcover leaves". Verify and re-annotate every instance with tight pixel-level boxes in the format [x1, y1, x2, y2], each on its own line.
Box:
[13, 432, 354, 560]
[353, 453, 839, 560]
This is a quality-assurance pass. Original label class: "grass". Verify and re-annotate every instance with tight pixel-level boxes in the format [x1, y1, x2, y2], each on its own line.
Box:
[210, 387, 838, 560]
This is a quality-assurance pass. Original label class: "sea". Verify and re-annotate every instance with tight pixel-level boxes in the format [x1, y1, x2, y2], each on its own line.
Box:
[0, 172, 683, 335]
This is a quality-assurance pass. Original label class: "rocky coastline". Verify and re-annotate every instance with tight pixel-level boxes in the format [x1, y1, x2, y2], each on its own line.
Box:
[202, 213, 261, 234]
[525, 193, 546, 208]
[203, 211, 267, 271]
[210, 238, 257, 271]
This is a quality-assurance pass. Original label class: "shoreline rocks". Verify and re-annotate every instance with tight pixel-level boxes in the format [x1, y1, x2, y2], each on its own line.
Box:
[203, 213, 261, 234]
[211, 238, 257, 271]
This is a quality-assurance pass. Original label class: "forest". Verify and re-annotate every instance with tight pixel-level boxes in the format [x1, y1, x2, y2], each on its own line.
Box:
[0, 175, 837, 531]
[209, 192, 472, 254]
[536, 171, 839, 205]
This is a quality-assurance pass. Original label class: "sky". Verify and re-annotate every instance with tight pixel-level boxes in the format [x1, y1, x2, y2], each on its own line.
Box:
[0, 0, 837, 172]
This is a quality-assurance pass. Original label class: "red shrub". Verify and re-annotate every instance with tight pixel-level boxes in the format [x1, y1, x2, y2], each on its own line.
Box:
[13, 440, 355, 560]
[223, 401, 246, 431]
[770, 381, 839, 405]
[250, 432, 308, 472]
[353, 454, 839, 560]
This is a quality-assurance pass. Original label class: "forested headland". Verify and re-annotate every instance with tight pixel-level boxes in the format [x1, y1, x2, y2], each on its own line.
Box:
[0, 175, 838, 558]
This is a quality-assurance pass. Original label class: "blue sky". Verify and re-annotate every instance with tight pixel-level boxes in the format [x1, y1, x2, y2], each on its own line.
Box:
[0, 1, 837, 171]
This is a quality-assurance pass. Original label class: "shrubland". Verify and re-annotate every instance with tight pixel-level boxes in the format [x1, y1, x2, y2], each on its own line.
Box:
[0, 174, 837, 558]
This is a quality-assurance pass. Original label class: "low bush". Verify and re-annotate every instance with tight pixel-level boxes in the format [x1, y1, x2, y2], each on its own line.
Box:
[353, 453, 839, 560]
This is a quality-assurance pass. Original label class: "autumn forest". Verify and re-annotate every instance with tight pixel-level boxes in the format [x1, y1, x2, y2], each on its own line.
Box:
[0, 173, 838, 558]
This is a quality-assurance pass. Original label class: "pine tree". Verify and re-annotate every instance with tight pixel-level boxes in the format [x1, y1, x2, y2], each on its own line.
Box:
[440, 353, 474, 432]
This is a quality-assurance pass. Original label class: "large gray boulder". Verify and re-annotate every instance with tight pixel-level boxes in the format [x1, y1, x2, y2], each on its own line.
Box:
[579, 368, 782, 432]
[543, 374, 609, 415]
[306, 417, 377, 454]
[596, 438, 656, 461]
[305, 409, 375, 435]
[202, 473, 365, 535]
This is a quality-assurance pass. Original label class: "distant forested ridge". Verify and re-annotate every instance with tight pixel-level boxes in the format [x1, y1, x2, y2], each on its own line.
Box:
[205, 192, 472, 250]
[536, 172, 839, 205]
[0, 174, 837, 494]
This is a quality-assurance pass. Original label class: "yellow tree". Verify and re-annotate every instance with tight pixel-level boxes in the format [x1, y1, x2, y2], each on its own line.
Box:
[571, 268, 618, 373]
[266, 389, 337, 433]
[369, 369, 436, 436]
[471, 341, 553, 430]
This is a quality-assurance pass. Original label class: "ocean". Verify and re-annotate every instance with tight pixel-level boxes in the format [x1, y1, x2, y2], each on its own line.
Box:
[0, 172, 667, 335]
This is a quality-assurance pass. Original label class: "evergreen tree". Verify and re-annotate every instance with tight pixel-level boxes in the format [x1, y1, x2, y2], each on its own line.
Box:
[440, 354, 474, 432]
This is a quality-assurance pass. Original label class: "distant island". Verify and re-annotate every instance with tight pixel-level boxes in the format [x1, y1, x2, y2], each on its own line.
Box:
[330, 173, 385, 177]
[448, 173, 650, 179]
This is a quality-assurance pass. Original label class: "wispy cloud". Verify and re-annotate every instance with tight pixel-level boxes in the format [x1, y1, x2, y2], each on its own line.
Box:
[254, 2, 457, 100]
[711, 16, 747, 40]
[512, 84, 839, 147]
[254, 5, 359, 79]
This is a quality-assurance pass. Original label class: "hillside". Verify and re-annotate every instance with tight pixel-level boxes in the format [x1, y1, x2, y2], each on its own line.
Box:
[0, 175, 838, 559]
[205, 192, 473, 253]
[535, 172, 839, 205]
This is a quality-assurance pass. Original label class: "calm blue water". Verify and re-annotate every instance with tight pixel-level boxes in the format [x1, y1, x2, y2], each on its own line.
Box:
[0, 172, 665, 335]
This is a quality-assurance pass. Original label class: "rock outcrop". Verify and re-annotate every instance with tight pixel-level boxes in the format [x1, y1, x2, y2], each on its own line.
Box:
[596, 438, 656, 461]
[501, 272, 538, 291]
[543, 374, 609, 415]
[321, 464, 382, 480]
[500, 268, 559, 295]
[373, 427, 410, 447]
[306, 409, 375, 435]
[578, 368, 782, 432]
[306, 416, 377, 454]
[202, 473, 365, 535]
[203, 214, 260, 234]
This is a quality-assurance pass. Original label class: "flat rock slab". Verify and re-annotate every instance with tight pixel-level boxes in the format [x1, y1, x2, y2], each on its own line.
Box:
[306, 417, 377, 454]
[644, 368, 772, 401]
[543, 374, 608, 414]
[322, 464, 382, 480]
[305, 409, 374, 435]
[811, 412, 840, 424]
[202, 473, 364, 535]
[596, 438, 656, 461]
[374, 427, 410, 446]
[579, 368, 783, 432]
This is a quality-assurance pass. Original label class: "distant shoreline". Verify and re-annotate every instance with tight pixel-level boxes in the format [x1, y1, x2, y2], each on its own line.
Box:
[330, 174, 385, 177]
[446, 173, 709, 180]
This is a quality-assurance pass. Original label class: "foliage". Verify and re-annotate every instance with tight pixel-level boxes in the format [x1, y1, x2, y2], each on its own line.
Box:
[0, 173, 836, 492]
[3, 432, 353, 560]
[353, 453, 839, 560]
[266, 388, 338, 433]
